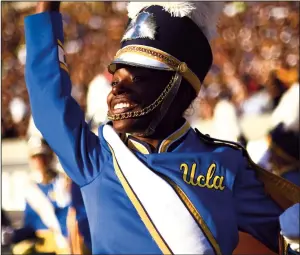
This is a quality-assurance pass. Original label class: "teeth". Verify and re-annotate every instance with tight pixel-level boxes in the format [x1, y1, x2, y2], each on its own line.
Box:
[114, 103, 130, 110]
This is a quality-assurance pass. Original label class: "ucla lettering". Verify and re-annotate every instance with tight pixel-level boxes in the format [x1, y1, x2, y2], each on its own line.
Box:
[180, 163, 225, 190]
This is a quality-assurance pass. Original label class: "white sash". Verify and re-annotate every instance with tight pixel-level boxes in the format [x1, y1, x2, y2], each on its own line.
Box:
[25, 181, 62, 234]
[25, 181, 71, 251]
[103, 125, 216, 254]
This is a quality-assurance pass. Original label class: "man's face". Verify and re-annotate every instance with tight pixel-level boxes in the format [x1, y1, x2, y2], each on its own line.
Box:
[30, 154, 50, 174]
[107, 65, 173, 134]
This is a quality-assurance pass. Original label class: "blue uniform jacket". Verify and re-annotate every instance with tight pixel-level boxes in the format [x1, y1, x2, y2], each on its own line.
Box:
[24, 12, 290, 254]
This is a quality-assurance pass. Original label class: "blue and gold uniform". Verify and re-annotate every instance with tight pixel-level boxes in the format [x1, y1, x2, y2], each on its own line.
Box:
[12, 174, 71, 255]
[9, 137, 71, 255]
[24, 5, 299, 255]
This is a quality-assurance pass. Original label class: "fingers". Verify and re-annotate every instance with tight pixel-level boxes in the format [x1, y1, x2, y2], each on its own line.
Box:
[36, 1, 61, 13]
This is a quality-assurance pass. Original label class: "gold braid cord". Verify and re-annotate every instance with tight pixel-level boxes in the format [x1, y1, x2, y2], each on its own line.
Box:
[110, 45, 201, 93]
[107, 75, 178, 121]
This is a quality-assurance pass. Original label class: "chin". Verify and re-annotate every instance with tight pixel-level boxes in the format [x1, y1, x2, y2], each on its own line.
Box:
[112, 116, 151, 135]
[112, 118, 137, 134]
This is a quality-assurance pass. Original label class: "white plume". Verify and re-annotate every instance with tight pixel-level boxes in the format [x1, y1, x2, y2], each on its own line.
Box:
[127, 2, 224, 41]
[190, 2, 224, 41]
[271, 83, 299, 133]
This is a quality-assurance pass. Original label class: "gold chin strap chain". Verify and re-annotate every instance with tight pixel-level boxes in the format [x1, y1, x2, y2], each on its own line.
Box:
[107, 74, 178, 121]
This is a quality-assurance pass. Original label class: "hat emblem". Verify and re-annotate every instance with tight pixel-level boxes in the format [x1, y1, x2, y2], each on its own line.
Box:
[122, 11, 157, 42]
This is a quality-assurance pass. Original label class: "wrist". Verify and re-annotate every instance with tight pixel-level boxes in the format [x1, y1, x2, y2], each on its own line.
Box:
[36, 2, 60, 13]
[50, 2, 61, 12]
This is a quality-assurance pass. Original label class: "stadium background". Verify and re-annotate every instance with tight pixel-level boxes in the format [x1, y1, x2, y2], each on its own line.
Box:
[1, 1, 299, 227]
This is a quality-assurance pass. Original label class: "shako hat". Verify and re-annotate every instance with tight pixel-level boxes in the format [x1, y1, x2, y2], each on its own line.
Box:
[268, 123, 299, 164]
[108, 2, 224, 94]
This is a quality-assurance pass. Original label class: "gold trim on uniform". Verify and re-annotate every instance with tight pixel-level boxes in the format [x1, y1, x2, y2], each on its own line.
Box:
[113, 45, 201, 93]
[57, 39, 64, 48]
[123, 121, 190, 154]
[159, 121, 190, 153]
[164, 176, 222, 255]
[57, 39, 69, 73]
[128, 139, 150, 154]
[60, 63, 69, 73]
[107, 144, 172, 255]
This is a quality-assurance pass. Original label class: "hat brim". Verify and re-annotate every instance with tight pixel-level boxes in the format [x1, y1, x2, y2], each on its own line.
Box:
[108, 45, 201, 93]
[108, 51, 173, 73]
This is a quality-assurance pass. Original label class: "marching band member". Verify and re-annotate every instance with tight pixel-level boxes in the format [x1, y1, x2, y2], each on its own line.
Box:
[247, 83, 300, 186]
[263, 123, 300, 186]
[3, 137, 71, 254]
[55, 159, 91, 255]
[24, 2, 299, 254]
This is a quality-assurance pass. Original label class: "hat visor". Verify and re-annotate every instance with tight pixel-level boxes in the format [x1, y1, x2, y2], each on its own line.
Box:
[108, 45, 201, 93]
[108, 51, 173, 73]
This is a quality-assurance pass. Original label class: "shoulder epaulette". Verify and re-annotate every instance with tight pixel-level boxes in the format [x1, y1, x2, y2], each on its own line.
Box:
[194, 128, 247, 155]
[194, 128, 300, 210]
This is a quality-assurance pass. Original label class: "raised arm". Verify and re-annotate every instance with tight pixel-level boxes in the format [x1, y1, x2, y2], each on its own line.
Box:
[25, 2, 101, 186]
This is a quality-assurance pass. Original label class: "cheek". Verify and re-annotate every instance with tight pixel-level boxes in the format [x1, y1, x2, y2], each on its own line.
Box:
[107, 92, 113, 106]
[139, 83, 163, 104]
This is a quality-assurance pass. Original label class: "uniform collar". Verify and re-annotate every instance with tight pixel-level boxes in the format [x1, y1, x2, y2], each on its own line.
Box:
[121, 120, 191, 154]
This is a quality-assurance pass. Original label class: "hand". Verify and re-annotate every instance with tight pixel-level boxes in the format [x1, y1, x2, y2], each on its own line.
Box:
[36, 1, 61, 13]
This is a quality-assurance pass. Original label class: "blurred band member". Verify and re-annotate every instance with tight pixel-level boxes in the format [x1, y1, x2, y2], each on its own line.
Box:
[55, 156, 91, 254]
[3, 137, 71, 254]
[247, 83, 300, 186]
[260, 123, 300, 186]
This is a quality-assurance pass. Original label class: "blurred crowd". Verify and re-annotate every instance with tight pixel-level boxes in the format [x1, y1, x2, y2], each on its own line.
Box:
[1, 2, 299, 255]
[2, 1, 127, 138]
[1, 1, 299, 139]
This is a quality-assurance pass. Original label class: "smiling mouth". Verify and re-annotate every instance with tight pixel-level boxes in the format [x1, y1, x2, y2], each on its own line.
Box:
[111, 101, 138, 114]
